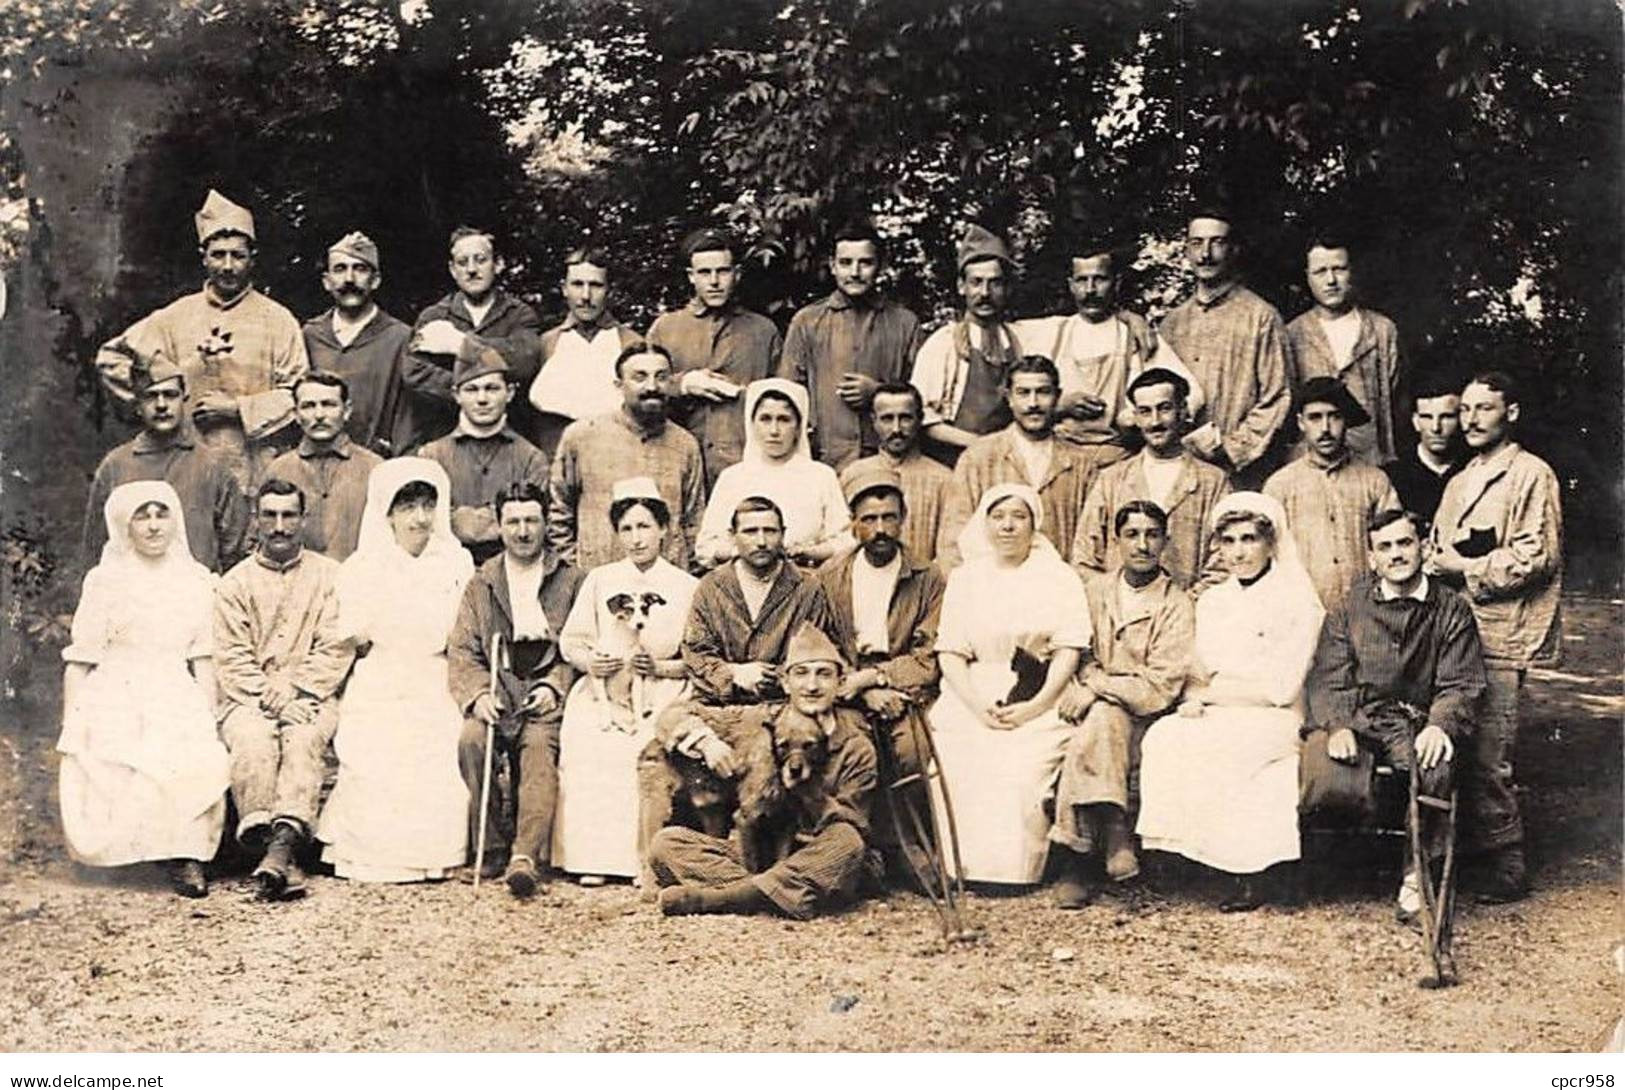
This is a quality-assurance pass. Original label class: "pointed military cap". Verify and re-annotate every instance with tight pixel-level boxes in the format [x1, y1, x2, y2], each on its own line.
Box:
[328, 230, 380, 270]
[782, 622, 846, 671]
[195, 189, 255, 243]
[956, 223, 1012, 272]
[452, 345, 509, 388]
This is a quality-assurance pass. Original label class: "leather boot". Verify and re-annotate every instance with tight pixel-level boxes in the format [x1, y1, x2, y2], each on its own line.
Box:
[1051, 847, 1098, 910]
[658, 880, 771, 916]
[1100, 806, 1140, 883]
[164, 859, 208, 899]
[254, 821, 300, 900]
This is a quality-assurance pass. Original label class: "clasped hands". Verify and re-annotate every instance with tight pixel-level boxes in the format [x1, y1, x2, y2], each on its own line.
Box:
[589, 649, 658, 679]
[261, 677, 318, 726]
[472, 683, 558, 733]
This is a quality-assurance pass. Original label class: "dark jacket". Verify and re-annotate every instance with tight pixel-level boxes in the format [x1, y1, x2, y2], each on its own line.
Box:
[446, 550, 586, 718]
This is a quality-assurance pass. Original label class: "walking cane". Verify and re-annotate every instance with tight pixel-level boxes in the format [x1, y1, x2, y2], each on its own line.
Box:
[473, 631, 508, 889]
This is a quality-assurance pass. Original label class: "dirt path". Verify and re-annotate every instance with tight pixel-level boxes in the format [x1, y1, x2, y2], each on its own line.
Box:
[1, 598, 1619, 1052]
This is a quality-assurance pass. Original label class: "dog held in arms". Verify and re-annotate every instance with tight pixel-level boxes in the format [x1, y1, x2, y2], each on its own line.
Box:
[596, 590, 667, 729]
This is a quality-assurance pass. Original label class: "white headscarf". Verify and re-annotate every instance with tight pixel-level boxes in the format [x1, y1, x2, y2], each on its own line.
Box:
[340, 458, 473, 640]
[82, 480, 214, 645]
[739, 378, 813, 466]
[956, 481, 1063, 568]
[1207, 490, 1315, 597]
[100, 479, 198, 572]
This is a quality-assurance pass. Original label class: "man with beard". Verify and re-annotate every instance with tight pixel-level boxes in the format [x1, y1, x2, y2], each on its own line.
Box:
[1156, 205, 1290, 489]
[816, 466, 946, 883]
[951, 355, 1100, 561]
[214, 479, 353, 900]
[1265, 377, 1400, 612]
[1303, 509, 1485, 924]
[1013, 234, 1203, 463]
[1052, 501, 1194, 908]
[95, 190, 309, 493]
[1386, 374, 1468, 522]
[448, 482, 586, 897]
[839, 383, 968, 567]
[83, 354, 248, 573]
[1284, 234, 1403, 466]
[648, 228, 783, 488]
[264, 373, 383, 560]
[547, 342, 706, 571]
[777, 222, 920, 469]
[527, 246, 642, 457]
[1428, 371, 1562, 903]
[1073, 368, 1229, 591]
[418, 348, 551, 565]
[648, 623, 878, 919]
[909, 224, 1024, 466]
[400, 227, 543, 450]
[300, 231, 411, 455]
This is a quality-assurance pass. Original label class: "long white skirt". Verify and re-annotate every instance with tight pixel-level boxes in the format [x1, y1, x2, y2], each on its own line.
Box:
[551, 674, 686, 877]
[57, 653, 228, 867]
[1136, 705, 1303, 874]
[927, 662, 1072, 885]
[319, 651, 469, 882]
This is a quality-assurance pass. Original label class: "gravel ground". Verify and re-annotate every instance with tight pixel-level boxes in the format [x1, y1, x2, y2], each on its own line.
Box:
[1, 597, 1619, 1053]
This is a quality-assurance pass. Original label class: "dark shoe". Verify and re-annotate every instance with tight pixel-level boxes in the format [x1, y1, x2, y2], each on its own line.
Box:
[164, 860, 208, 899]
[253, 822, 300, 900]
[1053, 872, 1098, 910]
[1100, 808, 1140, 883]
[281, 858, 309, 899]
[1474, 847, 1529, 904]
[504, 855, 542, 899]
[1219, 876, 1261, 913]
[451, 856, 508, 884]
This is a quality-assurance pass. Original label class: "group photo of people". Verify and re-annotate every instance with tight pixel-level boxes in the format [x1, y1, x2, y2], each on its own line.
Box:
[2, 0, 1618, 1064]
[64, 185, 1562, 927]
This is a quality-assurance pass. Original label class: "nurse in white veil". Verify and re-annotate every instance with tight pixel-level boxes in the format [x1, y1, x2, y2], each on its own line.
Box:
[319, 457, 474, 882]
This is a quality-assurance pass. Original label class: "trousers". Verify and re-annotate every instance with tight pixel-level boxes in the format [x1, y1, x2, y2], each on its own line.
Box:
[648, 822, 866, 920]
[457, 716, 560, 865]
[1050, 701, 1140, 853]
[1463, 668, 1524, 853]
[220, 701, 336, 841]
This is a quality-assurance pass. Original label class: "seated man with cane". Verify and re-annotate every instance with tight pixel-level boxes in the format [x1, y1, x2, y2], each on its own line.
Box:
[447, 482, 585, 897]
[1301, 508, 1486, 925]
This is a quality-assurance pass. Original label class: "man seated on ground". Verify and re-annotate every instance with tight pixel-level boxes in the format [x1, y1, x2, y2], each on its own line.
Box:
[1051, 500, 1194, 908]
[1302, 509, 1485, 924]
[213, 479, 353, 900]
[816, 464, 946, 883]
[648, 623, 878, 919]
[447, 482, 585, 897]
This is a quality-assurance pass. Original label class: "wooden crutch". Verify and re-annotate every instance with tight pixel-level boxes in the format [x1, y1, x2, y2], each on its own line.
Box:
[473, 631, 508, 889]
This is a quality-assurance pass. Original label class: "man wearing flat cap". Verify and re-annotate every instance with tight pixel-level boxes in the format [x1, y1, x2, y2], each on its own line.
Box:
[816, 464, 945, 882]
[648, 622, 879, 919]
[82, 352, 248, 573]
[908, 223, 1026, 466]
[95, 189, 309, 493]
[417, 347, 551, 565]
[301, 231, 412, 455]
[647, 227, 783, 488]
[1264, 376, 1400, 611]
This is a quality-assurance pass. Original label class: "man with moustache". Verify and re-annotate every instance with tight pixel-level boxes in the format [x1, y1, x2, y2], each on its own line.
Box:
[417, 348, 551, 565]
[300, 231, 411, 454]
[1284, 234, 1403, 465]
[400, 227, 543, 450]
[816, 466, 946, 882]
[83, 354, 248, 573]
[1428, 371, 1562, 903]
[264, 373, 383, 561]
[448, 482, 586, 897]
[547, 342, 706, 571]
[1013, 234, 1203, 461]
[952, 355, 1099, 561]
[527, 246, 642, 457]
[1052, 501, 1195, 908]
[1386, 374, 1468, 522]
[648, 228, 783, 487]
[96, 190, 309, 493]
[1157, 204, 1290, 489]
[777, 222, 920, 469]
[1265, 378, 1400, 612]
[1073, 368, 1230, 591]
[909, 224, 1023, 466]
[648, 623, 878, 919]
[840, 383, 968, 567]
[1303, 509, 1485, 924]
[214, 478, 353, 900]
